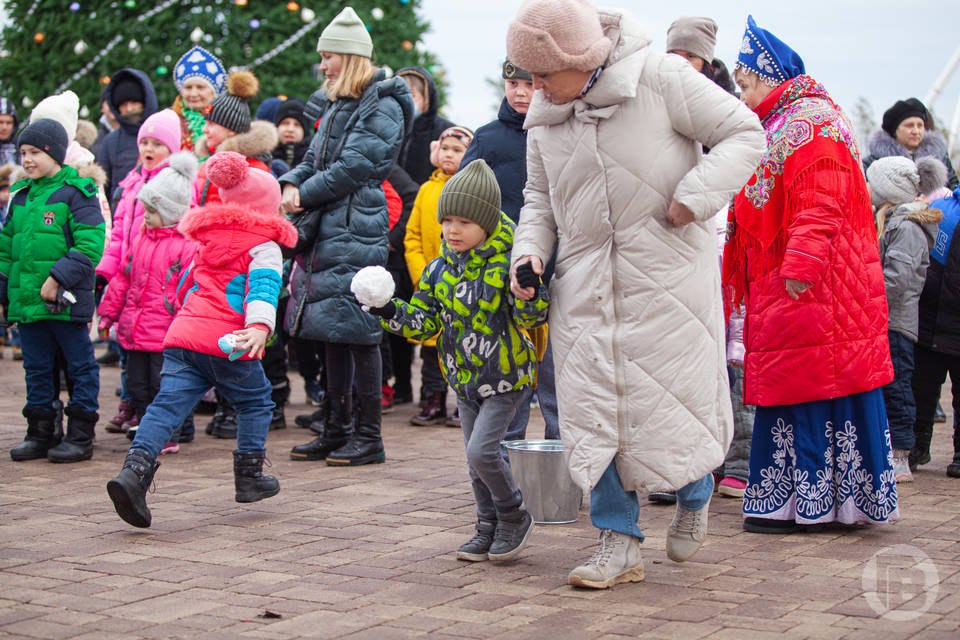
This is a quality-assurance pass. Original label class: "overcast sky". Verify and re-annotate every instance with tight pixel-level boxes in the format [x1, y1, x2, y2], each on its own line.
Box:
[419, 0, 960, 150]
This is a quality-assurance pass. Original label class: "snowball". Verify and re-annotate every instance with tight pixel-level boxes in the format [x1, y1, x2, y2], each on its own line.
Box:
[351, 266, 395, 308]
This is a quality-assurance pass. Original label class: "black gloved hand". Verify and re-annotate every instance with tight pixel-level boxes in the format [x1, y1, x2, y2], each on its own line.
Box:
[515, 262, 541, 289]
[365, 302, 396, 320]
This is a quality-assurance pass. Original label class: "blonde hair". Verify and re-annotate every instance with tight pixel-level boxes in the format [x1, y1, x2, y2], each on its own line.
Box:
[325, 54, 376, 101]
[876, 203, 893, 239]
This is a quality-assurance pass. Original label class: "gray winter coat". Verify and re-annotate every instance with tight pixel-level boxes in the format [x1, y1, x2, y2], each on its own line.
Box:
[879, 202, 943, 341]
[280, 72, 413, 344]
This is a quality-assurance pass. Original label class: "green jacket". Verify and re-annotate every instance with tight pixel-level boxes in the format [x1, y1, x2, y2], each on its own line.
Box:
[384, 213, 549, 400]
[0, 165, 105, 323]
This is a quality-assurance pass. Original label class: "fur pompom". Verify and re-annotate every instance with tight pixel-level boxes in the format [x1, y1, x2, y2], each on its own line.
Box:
[206, 151, 247, 189]
[351, 266, 396, 308]
[167, 151, 199, 183]
[226, 70, 259, 102]
[916, 156, 948, 197]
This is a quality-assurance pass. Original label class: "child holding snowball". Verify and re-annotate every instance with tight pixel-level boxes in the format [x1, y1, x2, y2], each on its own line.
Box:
[354, 159, 549, 563]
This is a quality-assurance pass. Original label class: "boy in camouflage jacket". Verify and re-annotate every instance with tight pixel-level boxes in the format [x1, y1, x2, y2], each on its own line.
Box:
[365, 160, 548, 564]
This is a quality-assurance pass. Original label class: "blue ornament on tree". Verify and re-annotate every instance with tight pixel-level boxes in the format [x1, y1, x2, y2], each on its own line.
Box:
[69, 2, 80, 11]
[249, 19, 260, 29]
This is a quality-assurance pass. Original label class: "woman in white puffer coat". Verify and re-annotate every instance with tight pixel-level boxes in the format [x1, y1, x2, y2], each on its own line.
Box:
[506, 0, 765, 589]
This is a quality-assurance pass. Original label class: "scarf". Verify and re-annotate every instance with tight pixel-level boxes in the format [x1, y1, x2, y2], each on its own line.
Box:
[722, 75, 865, 311]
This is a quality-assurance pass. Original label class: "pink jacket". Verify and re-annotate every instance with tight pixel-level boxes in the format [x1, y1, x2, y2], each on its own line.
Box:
[98, 225, 197, 352]
[96, 161, 169, 280]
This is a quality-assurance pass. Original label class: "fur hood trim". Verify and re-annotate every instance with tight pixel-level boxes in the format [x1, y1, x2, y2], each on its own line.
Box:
[902, 204, 944, 225]
[868, 128, 949, 161]
[74, 161, 107, 188]
[216, 120, 278, 158]
[178, 201, 297, 248]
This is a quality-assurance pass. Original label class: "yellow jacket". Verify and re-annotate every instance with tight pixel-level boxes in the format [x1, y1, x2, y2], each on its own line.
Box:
[404, 169, 451, 288]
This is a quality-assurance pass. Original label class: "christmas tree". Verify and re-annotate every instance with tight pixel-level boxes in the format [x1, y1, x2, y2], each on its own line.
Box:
[0, 0, 443, 117]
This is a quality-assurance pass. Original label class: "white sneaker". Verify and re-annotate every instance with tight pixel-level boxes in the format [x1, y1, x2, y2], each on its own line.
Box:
[893, 449, 913, 483]
[568, 529, 644, 589]
[666, 497, 709, 562]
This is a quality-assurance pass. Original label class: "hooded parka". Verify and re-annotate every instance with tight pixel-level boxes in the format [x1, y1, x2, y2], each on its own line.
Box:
[512, 9, 766, 494]
[279, 71, 413, 345]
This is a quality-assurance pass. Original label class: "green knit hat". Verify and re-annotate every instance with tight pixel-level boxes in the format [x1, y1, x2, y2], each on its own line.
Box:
[316, 7, 373, 58]
[437, 159, 502, 236]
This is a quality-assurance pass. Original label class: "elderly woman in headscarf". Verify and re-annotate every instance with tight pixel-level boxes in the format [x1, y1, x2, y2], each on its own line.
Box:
[506, 0, 765, 589]
[724, 16, 899, 534]
[172, 46, 226, 152]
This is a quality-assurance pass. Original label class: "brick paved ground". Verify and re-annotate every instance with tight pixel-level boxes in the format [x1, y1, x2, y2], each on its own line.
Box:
[1, 347, 959, 639]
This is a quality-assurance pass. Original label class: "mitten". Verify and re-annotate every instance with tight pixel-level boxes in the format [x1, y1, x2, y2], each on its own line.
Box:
[516, 262, 541, 289]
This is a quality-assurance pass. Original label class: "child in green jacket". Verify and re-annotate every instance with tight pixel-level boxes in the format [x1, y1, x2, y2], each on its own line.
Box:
[358, 159, 549, 563]
[2, 119, 105, 463]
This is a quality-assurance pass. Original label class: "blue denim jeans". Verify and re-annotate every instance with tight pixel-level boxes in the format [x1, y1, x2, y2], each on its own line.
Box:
[131, 348, 272, 458]
[504, 338, 559, 441]
[590, 460, 715, 541]
[458, 391, 524, 522]
[19, 320, 99, 414]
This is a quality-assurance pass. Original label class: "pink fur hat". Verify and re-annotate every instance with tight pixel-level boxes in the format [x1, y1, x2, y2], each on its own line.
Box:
[206, 151, 281, 215]
[506, 0, 611, 74]
[137, 108, 181, 154]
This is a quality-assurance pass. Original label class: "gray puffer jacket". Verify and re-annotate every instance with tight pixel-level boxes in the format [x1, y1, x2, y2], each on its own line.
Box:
[879, 202, 943, 341]
[280, 71, 413, 344]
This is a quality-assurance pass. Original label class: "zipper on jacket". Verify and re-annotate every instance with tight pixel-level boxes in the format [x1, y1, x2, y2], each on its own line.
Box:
[318, 102, 346, 170]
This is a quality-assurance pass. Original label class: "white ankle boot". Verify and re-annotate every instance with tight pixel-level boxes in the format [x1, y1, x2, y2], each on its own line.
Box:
[666, 497, 709, 562]
[568, 529, 644, 589]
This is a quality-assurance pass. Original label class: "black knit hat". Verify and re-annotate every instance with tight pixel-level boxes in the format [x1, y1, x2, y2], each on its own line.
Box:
[18, 118, 68, 166]
[274, 98, 312, 134]
[437, 159, 502, 236]
[882, 98, 928, 139]
[205, 70, 259, 134]
[112, 77, 144, 106]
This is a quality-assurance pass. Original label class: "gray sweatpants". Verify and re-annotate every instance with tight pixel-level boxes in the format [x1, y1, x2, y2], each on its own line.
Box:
[458, 390, 524, 522]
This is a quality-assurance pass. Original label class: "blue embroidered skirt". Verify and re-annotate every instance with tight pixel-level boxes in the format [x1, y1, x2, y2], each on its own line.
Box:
[743, 388, 899, 525]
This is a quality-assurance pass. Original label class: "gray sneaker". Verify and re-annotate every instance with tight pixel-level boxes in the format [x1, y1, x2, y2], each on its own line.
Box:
[666, 497, 710, 562]
[487, 508, 533, 562]
[568, 529, 644, 589]
[456, 519, 496, 562]
[892, 449, 913, 483]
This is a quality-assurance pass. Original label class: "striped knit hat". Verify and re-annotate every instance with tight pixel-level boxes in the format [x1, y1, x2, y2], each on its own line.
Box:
[204, 70, 259, 134]
[437, 159, 501, 236]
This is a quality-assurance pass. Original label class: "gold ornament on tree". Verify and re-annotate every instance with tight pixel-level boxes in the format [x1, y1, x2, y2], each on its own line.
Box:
[33, 32, 45, 43]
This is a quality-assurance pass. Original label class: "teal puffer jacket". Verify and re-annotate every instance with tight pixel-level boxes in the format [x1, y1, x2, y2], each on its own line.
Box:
[281, 71, 414, 345]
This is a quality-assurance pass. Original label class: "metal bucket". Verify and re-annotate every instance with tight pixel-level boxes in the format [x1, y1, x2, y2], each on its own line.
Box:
[504, 439, 583, 524]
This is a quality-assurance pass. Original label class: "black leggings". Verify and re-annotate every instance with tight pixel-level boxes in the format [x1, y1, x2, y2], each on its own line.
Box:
[326, 342, 380, 401]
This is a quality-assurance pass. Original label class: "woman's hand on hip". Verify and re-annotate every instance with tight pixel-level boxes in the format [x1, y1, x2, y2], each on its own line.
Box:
[510, 255, 544, 301]
[785, 278, 811, 300]
[280, 184, 303, 215]
[667, 199, 696, 227]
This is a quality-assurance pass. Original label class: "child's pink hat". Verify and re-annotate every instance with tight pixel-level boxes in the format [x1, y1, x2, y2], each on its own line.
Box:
[206, 151, 280, 214]
[137, 108, 181, 154]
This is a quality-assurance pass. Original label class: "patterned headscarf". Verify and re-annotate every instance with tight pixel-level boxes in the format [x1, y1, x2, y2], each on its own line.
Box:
[439, 126, 473, 148]
[735, 15, 805, 87]
[174, 46, 227, 96]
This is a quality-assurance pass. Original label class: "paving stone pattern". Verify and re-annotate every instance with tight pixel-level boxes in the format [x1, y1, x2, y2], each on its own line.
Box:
[1, 353, 959, 639]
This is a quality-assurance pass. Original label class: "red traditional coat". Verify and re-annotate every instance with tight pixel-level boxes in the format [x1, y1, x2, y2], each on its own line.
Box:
[723, 76, 893, 406]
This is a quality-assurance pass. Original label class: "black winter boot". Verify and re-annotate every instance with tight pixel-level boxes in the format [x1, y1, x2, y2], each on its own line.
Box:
[47, 406, 97, 463]
[205, 391, 234, 436]
[10, 405, 61, 461]
[326, 393, 385, 466]
[211, 397, 238, 439]
[233, 450, 281, 502]
[290, 394, 352, 460]
[106, 448, 160, 527]
[269, 388, 287, 430]
[910, 424, 933, 470]
[948, 426, 960, 478]
[295, 408, 324, 431]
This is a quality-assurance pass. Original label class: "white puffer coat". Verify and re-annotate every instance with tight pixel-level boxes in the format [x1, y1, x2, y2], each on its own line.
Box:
[513, 9, 766, 493]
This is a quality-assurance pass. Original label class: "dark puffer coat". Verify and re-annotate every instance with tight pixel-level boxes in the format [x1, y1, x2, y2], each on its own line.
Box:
[396, 66, 453, 185]
[95, 68, 159, 207]
[459, 97, 527, 222]
[280, 71, 413, 345]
